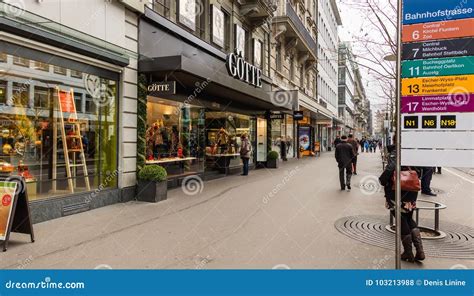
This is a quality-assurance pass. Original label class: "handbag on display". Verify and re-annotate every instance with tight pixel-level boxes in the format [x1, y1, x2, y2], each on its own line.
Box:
[391, 167, 421, 192]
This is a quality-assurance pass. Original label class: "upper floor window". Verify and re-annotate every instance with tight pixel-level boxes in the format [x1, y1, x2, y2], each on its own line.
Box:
[253, 39, 263, 69]
[0, 53, 7, 63]
[211, 5, 225, 49]
[147, 0, 171, 18]
[53, 66, 67, 76]
[276, 43, 282, 72]
[178, 0, 206, 38]
[13, 56, 29, 67]
[33, 61, 49, 72]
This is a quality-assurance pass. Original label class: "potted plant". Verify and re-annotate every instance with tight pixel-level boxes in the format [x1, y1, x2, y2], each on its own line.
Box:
[137, 165, 167, 203]
[266, 151, 279, 168]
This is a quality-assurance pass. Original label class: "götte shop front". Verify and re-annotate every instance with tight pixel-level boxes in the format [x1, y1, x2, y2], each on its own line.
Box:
[138, 10, 294, 185]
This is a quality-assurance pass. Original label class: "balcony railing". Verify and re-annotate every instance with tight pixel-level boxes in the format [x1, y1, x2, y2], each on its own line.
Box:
[286, 2, 317, 54]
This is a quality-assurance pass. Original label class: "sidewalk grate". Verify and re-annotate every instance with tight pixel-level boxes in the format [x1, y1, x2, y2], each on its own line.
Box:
[335, 215, 474, 260]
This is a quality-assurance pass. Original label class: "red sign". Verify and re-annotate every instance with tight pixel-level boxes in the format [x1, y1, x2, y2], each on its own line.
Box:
[59, 91, 76, 113]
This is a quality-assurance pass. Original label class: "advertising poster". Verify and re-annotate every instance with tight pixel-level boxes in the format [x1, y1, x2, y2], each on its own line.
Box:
[0, 181, 18, 240]
[59, 90, 76, 113]
[179, 0, 196, 31]
[299, 127, 310, 151]
[212, 5, 224, 47]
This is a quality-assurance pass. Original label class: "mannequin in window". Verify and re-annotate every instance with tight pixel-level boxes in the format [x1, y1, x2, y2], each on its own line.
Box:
[217, 127, 228, 154]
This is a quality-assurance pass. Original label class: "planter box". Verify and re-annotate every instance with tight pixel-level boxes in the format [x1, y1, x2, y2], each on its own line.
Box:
[136, 180, 167, 203]
[266, 159, 278, 169]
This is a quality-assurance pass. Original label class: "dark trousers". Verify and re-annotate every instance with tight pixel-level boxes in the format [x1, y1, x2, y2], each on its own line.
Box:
[421, 167, 434, 193]
[339, 164, 352, 189]
[391, 210, 417, 235]
[352, 156, 358, 173]
[242, 158, 249, 175]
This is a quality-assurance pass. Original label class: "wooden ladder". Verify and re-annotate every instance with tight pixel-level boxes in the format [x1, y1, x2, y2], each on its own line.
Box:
[56, 88, 90, 193]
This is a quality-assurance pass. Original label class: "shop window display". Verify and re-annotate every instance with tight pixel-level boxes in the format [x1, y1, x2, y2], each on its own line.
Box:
[205, 112, 253, 170]
[0, 52, 118, 201]
[145, 98, 205, 177]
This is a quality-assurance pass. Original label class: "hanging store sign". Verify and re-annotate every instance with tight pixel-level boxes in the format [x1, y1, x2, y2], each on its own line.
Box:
[402, 18, 474, 43]
[402, 56, 474, 78]
[268, 113, 284, 120]
[225, 51, 262, 88]
[293, 111, 304, 121]
[402, 38, 474, 60]
[147, 81, 176, 96]
[402, 0, 474, 25]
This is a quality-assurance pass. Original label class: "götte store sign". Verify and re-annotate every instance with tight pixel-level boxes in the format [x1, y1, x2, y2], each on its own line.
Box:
[226, 51, 262, 88]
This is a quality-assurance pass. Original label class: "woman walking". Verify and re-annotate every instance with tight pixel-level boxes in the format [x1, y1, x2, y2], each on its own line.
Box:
[240, 133, 252, 176]
[379, 136, 425, 262]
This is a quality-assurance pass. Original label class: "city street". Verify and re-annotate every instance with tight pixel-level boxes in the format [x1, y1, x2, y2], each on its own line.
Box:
[2, 151, 473, 270]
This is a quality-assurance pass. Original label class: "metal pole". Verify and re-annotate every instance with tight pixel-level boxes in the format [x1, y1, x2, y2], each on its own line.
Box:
[395, 0, 403, 270]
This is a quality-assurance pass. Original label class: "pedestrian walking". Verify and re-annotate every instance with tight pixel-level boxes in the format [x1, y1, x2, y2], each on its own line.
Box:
[379, 136, 425, 262]
[240, 133, 252, 176]
[333, 135, 342, 148]
[335, 135, 355, 191]
[364, 140, 369, 153]
[347, 134, 359, 175]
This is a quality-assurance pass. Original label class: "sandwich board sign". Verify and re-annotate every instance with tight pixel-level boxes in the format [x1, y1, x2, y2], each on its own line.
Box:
[0, 176, 35, 252]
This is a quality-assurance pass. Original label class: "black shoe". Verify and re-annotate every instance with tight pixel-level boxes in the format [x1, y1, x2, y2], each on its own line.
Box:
[347, 185, 351, 191]
[340, 186, 345, 191]
[353, 172, 357, 175]
[422, 191, 437, 196]
[240, 173, 248, 176]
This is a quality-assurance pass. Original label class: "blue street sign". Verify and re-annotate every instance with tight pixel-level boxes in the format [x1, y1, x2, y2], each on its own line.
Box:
[402, 0, 474, 25]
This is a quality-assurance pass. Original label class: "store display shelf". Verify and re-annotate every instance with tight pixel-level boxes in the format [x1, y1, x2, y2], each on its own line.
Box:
[146, 157, 197, 165]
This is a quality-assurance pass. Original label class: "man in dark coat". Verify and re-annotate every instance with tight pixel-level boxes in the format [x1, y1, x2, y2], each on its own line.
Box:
[333, 135, 342, 148]
[347, 134, 359, 175]
[335, 135, 355, 191]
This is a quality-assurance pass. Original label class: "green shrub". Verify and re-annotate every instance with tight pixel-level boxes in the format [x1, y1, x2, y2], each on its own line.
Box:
[138, 165, 167, 182]
[267, 151, 279, 160]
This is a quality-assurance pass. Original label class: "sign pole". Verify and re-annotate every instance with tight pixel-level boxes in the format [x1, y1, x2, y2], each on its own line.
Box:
[395, 0, 403, 270]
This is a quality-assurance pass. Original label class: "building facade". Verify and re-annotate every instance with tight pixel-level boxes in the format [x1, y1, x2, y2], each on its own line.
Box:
[337, 42, 356, 136]
[0, 0, 140, 222]
[317, 0, 341, 150]
[139, 0, 298, 185]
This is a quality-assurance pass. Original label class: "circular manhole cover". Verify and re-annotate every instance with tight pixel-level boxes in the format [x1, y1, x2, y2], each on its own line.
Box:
[335, 215, 474, 259]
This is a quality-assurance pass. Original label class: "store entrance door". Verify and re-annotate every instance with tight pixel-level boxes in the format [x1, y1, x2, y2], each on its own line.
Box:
[256, 117, 267, 162]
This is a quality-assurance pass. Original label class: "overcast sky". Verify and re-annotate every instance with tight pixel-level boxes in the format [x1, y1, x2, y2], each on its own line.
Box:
[336, 0, 393, 112]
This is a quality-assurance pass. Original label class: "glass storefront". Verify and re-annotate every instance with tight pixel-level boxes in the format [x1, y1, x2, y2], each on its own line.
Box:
[145, 97, 205, 177]
[145, 97, 255, 176]
[270, 114, 295, 159]
[0, 51, 118, 201]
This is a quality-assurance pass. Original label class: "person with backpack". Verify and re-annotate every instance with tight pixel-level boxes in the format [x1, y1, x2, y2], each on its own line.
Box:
[379, 135, 425, 262]
[240, 133, 252, 176]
